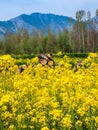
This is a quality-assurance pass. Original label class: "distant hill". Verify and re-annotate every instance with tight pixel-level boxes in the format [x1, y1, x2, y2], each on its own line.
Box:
[0, 12, 75, 38]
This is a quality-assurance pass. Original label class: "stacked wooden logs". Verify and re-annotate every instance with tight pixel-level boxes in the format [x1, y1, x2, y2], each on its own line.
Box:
[38, 53, 55, 67]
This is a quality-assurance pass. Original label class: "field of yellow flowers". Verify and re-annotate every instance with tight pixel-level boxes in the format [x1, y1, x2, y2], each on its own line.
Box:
[0, 52, 98, 130]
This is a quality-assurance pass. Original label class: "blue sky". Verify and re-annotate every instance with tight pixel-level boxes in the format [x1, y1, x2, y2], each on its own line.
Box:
[0, 0, 98, 21]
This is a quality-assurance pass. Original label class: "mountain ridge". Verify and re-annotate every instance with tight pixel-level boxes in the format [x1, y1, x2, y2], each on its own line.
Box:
[0, 12, 75, 38]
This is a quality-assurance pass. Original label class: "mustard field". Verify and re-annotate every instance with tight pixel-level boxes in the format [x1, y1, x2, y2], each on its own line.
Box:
[0, 53, 98, 130]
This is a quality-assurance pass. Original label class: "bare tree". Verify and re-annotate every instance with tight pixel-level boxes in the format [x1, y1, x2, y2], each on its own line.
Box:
[87, 11, 91, 52]
[75, 10, 86, 52]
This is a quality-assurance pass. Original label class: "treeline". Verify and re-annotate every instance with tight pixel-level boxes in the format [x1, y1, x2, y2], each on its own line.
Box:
[0, 9, 98, 54]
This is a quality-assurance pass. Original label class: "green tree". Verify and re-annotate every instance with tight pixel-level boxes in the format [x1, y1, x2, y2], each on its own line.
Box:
[57, 29, 71, 52]
[46, 27, 57, 53]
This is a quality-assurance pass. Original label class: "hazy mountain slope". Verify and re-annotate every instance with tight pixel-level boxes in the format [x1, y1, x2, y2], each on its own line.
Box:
[0, 12, 75, 38]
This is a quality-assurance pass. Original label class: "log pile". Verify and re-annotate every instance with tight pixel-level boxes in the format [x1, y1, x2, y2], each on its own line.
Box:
[38, 53, 55, 67]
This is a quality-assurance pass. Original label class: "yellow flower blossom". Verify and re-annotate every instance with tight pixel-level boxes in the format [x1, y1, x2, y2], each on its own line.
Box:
[41, 126, 49, 130]
[61, 114, 72, 129]
[8, 125, 15, 130]
[76, 120, 82, 127]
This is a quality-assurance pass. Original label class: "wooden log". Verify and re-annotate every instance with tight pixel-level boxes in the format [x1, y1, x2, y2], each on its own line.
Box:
[18, 64, 27, 73]
[73, 59, 83, 72]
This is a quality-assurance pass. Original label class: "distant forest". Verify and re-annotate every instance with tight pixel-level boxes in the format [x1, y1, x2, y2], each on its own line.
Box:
[0, 9, 98, 54]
